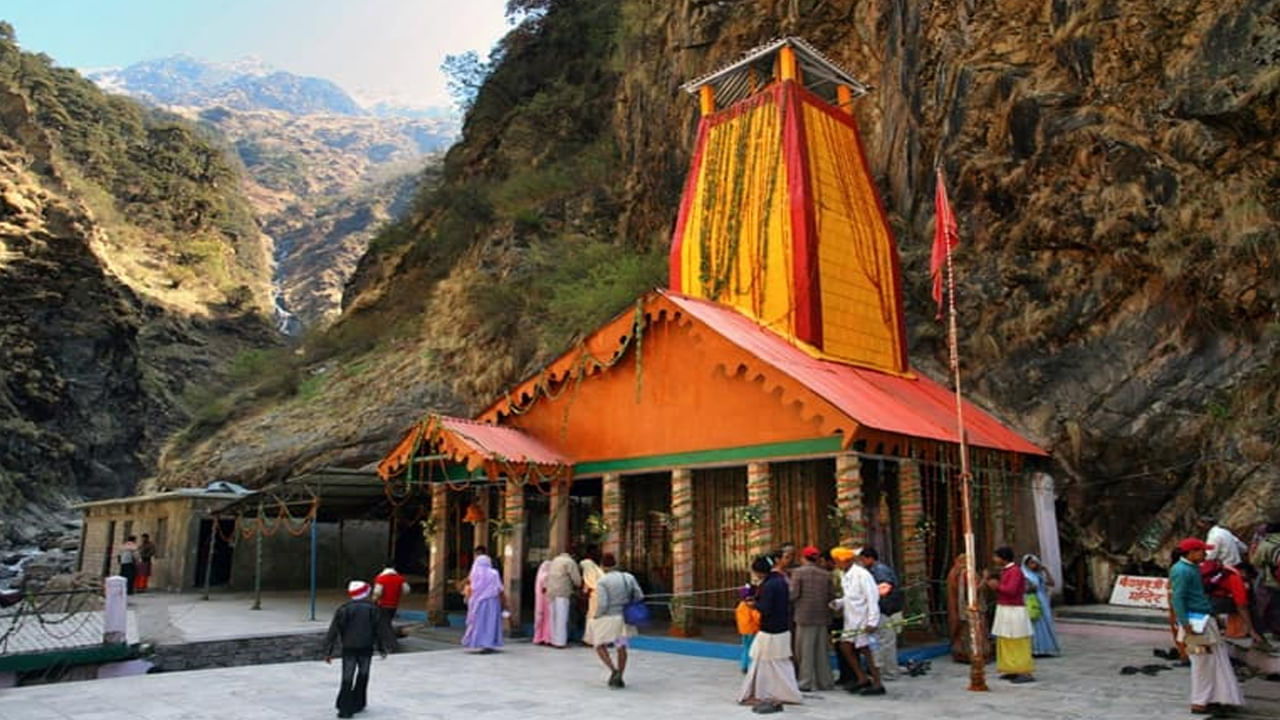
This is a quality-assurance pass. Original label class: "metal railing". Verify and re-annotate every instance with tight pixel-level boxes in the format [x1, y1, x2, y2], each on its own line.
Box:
[0, 587, 107, 656]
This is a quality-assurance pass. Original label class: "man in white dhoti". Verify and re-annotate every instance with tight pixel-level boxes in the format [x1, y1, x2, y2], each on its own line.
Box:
[831, 547, 884, 696]
[1170, 537, 1244, 715]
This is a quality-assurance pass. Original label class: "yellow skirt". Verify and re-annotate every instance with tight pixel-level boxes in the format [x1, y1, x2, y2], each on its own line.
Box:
[996, 635, 1034, 675]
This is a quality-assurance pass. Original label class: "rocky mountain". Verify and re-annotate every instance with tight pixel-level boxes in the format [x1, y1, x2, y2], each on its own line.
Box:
[90, 56, 457, 329]
[89, 55, 363, 116]
[0, 25, 277, 547]
[159, 0, 1278, 603]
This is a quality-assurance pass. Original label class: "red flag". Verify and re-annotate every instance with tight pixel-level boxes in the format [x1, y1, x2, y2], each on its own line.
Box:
[931, 168, 959, 319]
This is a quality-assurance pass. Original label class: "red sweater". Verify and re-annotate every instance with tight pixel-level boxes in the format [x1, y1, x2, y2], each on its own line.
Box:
[996, 563, 1026, 606]
[374, 571, 407, 609]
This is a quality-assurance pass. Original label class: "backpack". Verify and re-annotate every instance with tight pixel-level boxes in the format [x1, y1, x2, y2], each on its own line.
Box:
[1253, 535, 1280, 587]
[1199, 560, 1229, 593]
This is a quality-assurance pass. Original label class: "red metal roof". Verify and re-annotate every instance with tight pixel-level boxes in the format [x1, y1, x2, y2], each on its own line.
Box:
[663, 291, 1046, 456]
[435, 415, 573, 467]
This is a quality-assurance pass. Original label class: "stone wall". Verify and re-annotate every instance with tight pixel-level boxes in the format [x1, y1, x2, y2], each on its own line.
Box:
[151, 631, 327, 672]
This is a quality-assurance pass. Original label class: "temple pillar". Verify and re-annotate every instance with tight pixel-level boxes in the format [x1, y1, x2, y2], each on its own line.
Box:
[670, 468, 697, 636]
[549, 477, 570, 555]
[835, 452, 863, 548]
[601, 472, 622, 559]
[899, 458, 928, 585]
[746, 462, 773, 558]
[426, 482, 448, 625]
[502, 481, 526, 632]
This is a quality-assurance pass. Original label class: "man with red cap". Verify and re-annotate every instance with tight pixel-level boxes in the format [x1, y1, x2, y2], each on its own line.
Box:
[324, 580, 393, 718]
[790, 545, 835, 691]
[1169, 538, 1243, 715]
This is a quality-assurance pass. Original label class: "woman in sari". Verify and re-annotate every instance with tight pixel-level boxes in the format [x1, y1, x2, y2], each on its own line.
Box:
[461, 555, 506, 652]
[946, 553, 991, 663]
[579, 555, 604, 646]
[738, 555, 802, 709]
[1021, 554, 1061, 657]
[533, 560, 553, 645]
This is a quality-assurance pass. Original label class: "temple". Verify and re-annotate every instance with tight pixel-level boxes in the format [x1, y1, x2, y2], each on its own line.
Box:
[376, 38, 1053, 633]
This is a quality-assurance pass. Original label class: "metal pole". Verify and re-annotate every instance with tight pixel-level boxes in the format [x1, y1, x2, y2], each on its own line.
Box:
[309, 514, 318, 621]
[252, 521, 263, 611]
[337, 519, 345, 589]
[202, 515, 217, 601]
[943, 177, 988, 692]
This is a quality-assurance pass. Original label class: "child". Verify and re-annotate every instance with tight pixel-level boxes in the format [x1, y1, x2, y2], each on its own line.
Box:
[735, 582, 761, 673]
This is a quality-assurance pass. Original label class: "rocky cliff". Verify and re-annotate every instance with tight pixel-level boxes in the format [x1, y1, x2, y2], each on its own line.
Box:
[0, 27, 276, 546]
[163, 0, 1279, 600]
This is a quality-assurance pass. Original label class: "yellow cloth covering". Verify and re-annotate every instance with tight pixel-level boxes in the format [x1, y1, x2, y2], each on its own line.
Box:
[996, 636, 1035, 675]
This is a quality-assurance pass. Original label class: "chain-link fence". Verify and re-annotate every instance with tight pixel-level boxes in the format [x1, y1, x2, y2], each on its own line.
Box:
[0, 587, 107, 657]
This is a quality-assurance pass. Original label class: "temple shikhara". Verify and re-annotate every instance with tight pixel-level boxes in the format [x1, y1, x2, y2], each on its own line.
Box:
[377, 38, 1052, 632]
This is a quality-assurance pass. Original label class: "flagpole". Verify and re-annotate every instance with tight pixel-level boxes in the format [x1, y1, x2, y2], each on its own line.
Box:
[941, 171, 988, 692]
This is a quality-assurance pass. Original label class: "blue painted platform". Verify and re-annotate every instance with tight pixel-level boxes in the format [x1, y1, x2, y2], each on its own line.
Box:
[400, 609, 951, 666]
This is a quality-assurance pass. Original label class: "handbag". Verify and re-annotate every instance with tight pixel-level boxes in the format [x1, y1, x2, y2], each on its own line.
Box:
[1025, 591, 1042, 621]
[621, 573, 651, 626]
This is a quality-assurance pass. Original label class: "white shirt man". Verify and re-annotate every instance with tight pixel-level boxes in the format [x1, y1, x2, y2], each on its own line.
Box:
[1205, 523, 1247, 567]
[837, 556, 881, 648]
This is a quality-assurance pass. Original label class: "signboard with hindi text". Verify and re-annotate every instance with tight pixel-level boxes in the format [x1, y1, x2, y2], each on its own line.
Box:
[1108, 574, 1170, 609]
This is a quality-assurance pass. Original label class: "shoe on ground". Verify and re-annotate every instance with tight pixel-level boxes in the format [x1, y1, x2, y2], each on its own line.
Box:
[337, 714, 353, 719]
[1009, 675, 1035, 684]
[859, 685, 886, 696]
[607, 670, 621, 687]
[751, 701, 783, 714]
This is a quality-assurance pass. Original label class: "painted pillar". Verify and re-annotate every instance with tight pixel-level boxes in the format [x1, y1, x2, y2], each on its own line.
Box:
[898, 458, 928, 585]
[670, 468, 697, 636]
[251, 526, 263, 611]
[746, 462, 773, 558]
[549, 477, 571, 555]
[476, 486, 491, 552]
[502, 481, 527, 633]
[834, 453, 863, 548]
[601, 472, 622, 560]
[427, 482, 448, 625]
[103, 576, 127, 644]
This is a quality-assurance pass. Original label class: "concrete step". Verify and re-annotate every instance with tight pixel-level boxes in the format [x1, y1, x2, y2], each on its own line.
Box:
[1056, 603, 1168, 628]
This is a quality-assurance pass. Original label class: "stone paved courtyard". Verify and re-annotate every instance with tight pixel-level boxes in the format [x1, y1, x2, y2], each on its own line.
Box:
[2, 622, 1277, 719]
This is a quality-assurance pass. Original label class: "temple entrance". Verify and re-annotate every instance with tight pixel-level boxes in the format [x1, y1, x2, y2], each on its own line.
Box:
[619, 473, 672, 598]
[568, 477, 602, 554]
[692, 466, 749, 622]
[194, 519, 235, 587]
[770, 459, 838, 553]
[861, 457, 902, 570]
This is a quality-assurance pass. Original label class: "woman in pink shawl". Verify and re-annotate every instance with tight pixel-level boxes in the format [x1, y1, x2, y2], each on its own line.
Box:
[533, 560, 553, 645]
[461, 555, 506, 652]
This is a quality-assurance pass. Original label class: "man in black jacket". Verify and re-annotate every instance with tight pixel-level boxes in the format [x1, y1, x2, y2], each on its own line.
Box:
[324, 580, 392, 718]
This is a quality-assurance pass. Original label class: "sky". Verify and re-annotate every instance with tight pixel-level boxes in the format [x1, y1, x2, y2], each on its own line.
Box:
[2, 0, 512, 108]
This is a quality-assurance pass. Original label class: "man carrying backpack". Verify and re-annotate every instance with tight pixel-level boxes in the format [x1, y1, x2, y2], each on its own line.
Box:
[859, 547, 906, 681]
[1250, 522, 1280, 641]
[586, 553, 643, 688]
